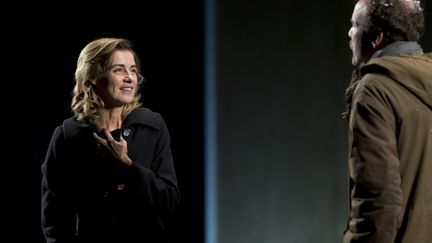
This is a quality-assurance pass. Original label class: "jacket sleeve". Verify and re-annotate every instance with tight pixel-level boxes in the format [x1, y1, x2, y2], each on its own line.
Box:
[128, 113, 180, 216]
[41, 126, 77, 243]
[343, 79, 403, 243]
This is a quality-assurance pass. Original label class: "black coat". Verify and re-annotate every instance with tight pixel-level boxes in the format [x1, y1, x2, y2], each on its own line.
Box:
[41, 108, 180, 243]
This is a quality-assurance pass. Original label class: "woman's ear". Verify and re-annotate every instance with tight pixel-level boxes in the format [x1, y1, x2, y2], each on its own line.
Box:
[371, 31, 384, 49]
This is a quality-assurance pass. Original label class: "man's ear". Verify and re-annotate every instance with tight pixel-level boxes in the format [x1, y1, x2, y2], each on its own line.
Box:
[371, 31, 384, 49]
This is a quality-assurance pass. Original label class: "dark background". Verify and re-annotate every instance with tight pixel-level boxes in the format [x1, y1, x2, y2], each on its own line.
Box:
[5, 0, 431, 242]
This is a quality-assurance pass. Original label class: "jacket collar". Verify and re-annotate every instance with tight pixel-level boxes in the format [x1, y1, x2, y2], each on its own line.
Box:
[63, 107, 160, 139]
[123, 107, 160, 130]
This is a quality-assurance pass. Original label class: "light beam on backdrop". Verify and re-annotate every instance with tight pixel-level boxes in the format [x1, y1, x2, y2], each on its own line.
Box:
[204, 0, 217, 242]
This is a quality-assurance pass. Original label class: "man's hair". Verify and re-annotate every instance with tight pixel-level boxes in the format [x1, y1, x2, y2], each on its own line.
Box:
[358, 0, 425, 43]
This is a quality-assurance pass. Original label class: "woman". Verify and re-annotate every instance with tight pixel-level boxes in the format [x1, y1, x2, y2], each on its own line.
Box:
[41, 38, 180, 243]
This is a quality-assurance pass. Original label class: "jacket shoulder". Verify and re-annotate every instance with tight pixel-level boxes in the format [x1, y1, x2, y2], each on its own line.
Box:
[61, 116, 92, 140]
[125, 107, 164, 130]
[423, 52, 432, 60]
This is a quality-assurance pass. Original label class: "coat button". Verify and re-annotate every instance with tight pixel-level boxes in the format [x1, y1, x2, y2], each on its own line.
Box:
[123, 128, 131, 137]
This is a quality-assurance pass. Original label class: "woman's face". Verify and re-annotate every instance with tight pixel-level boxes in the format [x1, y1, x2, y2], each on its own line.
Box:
[95, 50, 139, 108]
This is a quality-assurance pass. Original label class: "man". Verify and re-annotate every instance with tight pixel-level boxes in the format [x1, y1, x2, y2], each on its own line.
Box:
[344, 0, 432, 242]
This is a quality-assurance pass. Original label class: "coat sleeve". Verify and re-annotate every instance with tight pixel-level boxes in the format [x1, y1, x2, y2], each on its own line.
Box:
[127, 113, 181, 216]
[41, 126, 77, 243]
[343, 79, 403, 243]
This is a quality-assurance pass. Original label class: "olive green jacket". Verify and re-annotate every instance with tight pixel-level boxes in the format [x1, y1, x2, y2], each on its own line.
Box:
[344, 52, 432, 243]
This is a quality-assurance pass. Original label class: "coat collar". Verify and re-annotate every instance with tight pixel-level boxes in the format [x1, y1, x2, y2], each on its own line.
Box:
[63, 107, 161, 139]
[123, 107, 160, 130]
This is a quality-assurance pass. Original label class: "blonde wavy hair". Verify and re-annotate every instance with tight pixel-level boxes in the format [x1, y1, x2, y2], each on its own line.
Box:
[71, 38, 144, 121]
